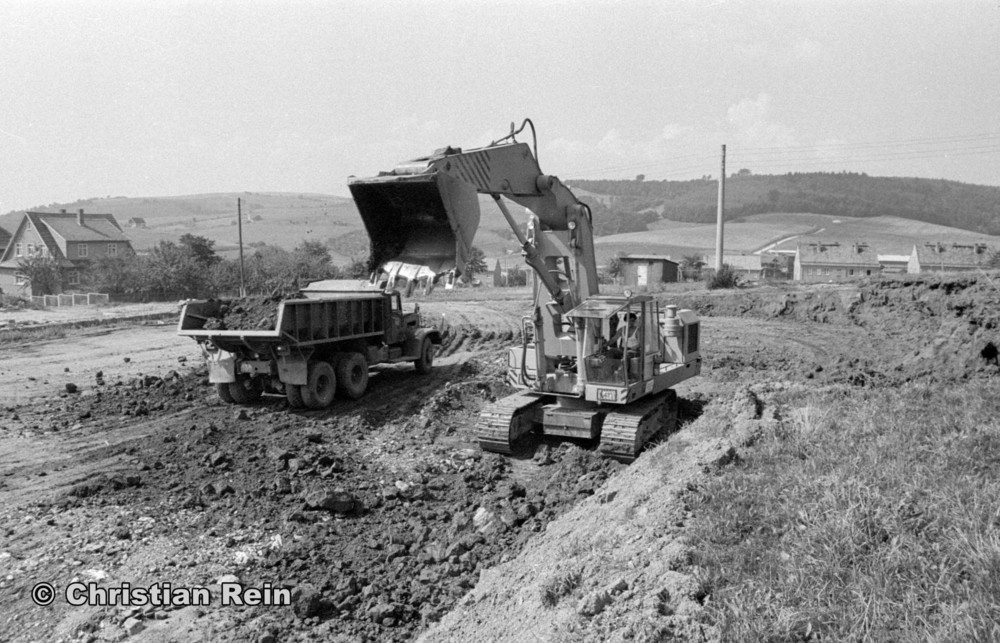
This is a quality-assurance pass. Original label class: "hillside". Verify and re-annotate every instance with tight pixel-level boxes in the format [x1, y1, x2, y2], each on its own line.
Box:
[571, 172, 1000, 235]
[4, 173, 999, 269]
[593, 212, 1000, 264]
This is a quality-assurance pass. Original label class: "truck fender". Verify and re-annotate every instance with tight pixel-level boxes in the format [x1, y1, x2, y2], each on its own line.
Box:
[403, 328, 442, 358]
[277, 353, 309, 386]
[207, 351, 236, 384]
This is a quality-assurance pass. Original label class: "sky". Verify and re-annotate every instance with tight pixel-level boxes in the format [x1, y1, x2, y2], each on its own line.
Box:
[2, 0, 999, 213]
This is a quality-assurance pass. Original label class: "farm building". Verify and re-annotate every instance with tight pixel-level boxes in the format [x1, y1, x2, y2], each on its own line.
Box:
[125, 217, 147, 228]
[0, 209, 134, 295]
[907, 242, 992, 273]
[619, 254, 680, 288]
[794, 242, 881, 282]
[707, 254, 764, 280]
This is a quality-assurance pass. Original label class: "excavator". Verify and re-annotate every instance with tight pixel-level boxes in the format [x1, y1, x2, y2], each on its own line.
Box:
[349, 120, 701, 462]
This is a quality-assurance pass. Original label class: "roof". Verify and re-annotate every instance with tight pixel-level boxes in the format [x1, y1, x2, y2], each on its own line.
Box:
[913, 242, 992, 268]
[127, 217, 146, 223]
[707, 255, 762, 271]
[797, 242, 880, 267]
[29, 211, 129, 243]
[0, 223, 11, 255]
[621, 254, 677, 264]
[878, 254, 911, 263]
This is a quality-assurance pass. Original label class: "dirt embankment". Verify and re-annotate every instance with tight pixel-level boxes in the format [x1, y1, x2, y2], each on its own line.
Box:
[674, 273, 1000, 385]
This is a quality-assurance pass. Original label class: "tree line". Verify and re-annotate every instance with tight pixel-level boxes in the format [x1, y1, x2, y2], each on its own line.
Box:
[17, 235, 498, 299]
[572, 172, 1000, 235]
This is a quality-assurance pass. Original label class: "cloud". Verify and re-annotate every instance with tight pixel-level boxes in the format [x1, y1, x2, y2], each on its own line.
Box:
[545, 123, 694, 177]
[726, 93, 797, 148]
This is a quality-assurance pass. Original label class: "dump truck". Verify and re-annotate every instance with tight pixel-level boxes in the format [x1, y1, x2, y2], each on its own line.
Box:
[349, 120, 701, 462]
[178, 282, 441, 408]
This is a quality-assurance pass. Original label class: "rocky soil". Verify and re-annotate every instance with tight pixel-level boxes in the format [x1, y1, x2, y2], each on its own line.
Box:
[1, 275, 998, 642]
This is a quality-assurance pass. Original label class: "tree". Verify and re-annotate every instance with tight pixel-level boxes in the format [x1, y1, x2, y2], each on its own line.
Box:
[606, 253, 624, 281]
[635, 174, 645, 182]
[466, 246, 488, 275]
[292, 240, 335, 283]
[17, 255, 62, 295]
[178, 234, 220, 267]
[680, 254, 706, 280]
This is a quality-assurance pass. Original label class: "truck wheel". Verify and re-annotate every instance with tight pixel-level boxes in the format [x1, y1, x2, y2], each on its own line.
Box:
[302, 361, 336, 409]
[336, 352, 369, 400]
[229, 375, 263, 404]
[413, 337, 435, 374]
[216, 382, 236, 404]
[286, 383, 305, 409]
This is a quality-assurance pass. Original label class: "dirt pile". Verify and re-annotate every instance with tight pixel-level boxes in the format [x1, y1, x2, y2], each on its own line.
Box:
[203, 294, 301, 331]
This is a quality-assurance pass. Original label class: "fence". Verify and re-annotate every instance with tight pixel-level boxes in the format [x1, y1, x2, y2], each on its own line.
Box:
[31, 293, 110, 307]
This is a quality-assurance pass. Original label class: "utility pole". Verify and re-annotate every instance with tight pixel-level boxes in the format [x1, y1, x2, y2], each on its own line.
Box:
[237, 198, 246, 297]
[715, 144, 726, 273]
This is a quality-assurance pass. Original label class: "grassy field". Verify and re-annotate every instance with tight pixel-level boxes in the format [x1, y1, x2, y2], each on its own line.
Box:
[595, 212, 1000, 264]
[687, 382, 1000, 642]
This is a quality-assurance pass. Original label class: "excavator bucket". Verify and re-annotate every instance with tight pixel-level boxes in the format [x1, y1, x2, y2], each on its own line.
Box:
[348, 171, 481, 277]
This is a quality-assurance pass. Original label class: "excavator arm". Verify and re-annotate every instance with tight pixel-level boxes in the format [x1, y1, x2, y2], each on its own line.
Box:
[348, 125, 599, 311]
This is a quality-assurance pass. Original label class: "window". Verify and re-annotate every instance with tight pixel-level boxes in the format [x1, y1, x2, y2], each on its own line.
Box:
[108, 243, 118, 257]
[67, 271, 80, 285]
[77, 243, 88, 258]
[15, 243, 22, 257]
[15, 272, 27, 285]
[26, 243, 36, 256]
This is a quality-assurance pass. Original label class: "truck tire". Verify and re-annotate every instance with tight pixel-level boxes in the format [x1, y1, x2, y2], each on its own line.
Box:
[302, 361, 336, 409]
[286, 383, 305, 409]
[413, 336, 435, 374]
[216, 382, 236, 404]
[336, 352, 369, 400]
[229, 374, 263, 404]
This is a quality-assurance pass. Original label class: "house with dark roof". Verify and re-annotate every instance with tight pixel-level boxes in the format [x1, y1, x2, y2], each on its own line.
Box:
[126, 217, 147, 228]
[794, 242, 881, 282]
[0, 209, 133, 295]
[907, 242, 992, 274]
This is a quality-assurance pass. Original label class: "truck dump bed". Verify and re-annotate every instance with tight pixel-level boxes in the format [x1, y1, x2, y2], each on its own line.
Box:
[178, 292, 390, 351]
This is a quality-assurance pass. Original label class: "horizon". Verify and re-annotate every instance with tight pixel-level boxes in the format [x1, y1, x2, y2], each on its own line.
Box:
[2, 1, 999, 213]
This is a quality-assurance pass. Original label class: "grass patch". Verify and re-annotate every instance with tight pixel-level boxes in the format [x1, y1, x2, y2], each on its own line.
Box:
[539, 567, 583, 608]
[0, 326, 67, 346]
[686, 383, 1000, 642]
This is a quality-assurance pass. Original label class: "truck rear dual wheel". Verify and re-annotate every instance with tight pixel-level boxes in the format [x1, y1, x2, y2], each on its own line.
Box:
[335, 352, 369, 400]
[229, 374, 263, 404]
[302, 361, 337, 409]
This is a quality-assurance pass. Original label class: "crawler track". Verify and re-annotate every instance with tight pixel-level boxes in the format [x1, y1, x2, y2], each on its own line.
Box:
[476, 390, 543, 454]
[598, 390, 677, 463]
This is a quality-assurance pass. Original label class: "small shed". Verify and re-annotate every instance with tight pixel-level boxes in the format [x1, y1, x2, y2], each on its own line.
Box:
[620, 254, 679, 288]
[126, 217, 147, 228]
